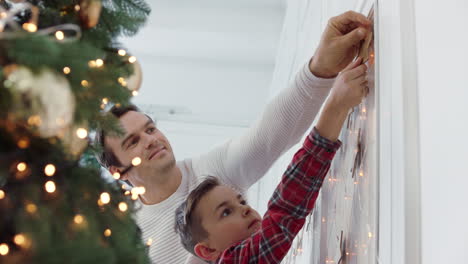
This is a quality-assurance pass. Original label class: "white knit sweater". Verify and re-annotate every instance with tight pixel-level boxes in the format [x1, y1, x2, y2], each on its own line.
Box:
[134, 63, 335, 264]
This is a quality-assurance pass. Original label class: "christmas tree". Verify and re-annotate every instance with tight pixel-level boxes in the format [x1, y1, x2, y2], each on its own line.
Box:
[0, 0, 151, 263]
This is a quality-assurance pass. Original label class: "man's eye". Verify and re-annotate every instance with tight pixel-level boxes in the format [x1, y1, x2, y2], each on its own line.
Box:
[129, 137, 139, 147]
[240, 200, 247, 205]
[146, 127, 156, 133]
[221, 208, 231, 217]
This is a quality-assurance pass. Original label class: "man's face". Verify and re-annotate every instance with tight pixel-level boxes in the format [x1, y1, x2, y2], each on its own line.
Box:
[196, 185, 262, 256]
[104, 111, 176, 180]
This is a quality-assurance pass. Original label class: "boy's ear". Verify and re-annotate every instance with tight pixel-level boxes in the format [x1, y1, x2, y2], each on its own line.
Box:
[194, 242, 219, 261]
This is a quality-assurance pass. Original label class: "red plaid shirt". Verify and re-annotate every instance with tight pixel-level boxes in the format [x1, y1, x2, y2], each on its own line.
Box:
[217, 128, 341, 264]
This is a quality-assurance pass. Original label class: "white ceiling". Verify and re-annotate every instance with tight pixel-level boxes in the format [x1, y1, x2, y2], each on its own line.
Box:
[120, 0, 286, 127]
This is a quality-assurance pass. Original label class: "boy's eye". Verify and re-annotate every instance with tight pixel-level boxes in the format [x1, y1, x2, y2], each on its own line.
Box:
[240, 200, 247, 205]
[146, 127, 156, 133]
[221, 208, 232, 218]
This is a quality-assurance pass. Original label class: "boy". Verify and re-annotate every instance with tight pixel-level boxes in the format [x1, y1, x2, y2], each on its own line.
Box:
[175, 58, 368, 263]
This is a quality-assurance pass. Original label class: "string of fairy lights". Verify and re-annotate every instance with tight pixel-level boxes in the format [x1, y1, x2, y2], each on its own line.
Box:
[281, 51, 376, 264]
[0, 0, 149, 259]
[0, 155, 150, 257]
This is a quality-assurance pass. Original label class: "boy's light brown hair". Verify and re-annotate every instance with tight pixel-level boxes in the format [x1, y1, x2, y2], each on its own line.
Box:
[175, 177, 221, 256]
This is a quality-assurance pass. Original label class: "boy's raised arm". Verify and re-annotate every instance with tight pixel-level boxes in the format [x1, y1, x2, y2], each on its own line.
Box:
[218, 58, 368, 264]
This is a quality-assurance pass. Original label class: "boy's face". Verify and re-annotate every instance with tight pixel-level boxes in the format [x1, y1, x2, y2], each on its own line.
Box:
[195, 185, 262, 259]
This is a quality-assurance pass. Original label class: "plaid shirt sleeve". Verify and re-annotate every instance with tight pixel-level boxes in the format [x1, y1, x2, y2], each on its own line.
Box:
[217, 127, 341, 264]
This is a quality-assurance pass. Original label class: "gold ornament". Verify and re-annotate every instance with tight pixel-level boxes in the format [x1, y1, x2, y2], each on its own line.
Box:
[79, 0, 102, 29]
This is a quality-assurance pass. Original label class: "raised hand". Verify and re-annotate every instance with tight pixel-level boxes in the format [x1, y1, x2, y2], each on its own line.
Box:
[310, 11, 372, 78]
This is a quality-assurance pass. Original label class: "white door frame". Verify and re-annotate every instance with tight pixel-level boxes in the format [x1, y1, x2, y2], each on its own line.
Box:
[376, 0, 421, 263]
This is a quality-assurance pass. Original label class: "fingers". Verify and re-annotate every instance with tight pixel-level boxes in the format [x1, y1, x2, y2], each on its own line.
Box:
[330, 11, 372, 33]
[352, 75, 367, 86]
[343, 57, 363, 72]
[340, 26, 368, 46]
[347, 63, 367, 80]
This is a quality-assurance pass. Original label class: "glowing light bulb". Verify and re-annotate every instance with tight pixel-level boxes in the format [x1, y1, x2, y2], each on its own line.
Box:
[88, 60, 97, 68]
[81, 80, 89, 87]
[74, 5, 81, 11]
[119, 202, 128, 212]
[104, 229, 112, 237]
[17, 138, 30, 149]
[95, 59, 104, 67]
[17, 162, 27, 172]
[128, 56, 137, 63]
[27, 115, 37, 125]
[55, 31, 65, 40]
[14, 234, 25, 246]
[76, 128, 88, 139]
[102, 98, 109, 104]
[131, 187, 145, 200]
[118, 77, 127, 86]
[14, 234, 31, 249]
[25, 203, 37, 214]
[0, 243, 9, 256]
[45, 181, 56, 193]
[146, 238, 153, 246]
[118, 49, 126, 56]
[44, 164, 56, 176]
[63, 67, 71, 74]
[100, 192, 110, 204]
[368, 232, 373, 238]
[113, 172, 121, 180]
[132, 90, 139, 96]
[74, 214, 84, 224]
[23, 23, 37, 32]
[133, 186, 146, 195]
[0, 190, 4, 199]
[131, 157, 142, 166]
[359, 170, 364, 177]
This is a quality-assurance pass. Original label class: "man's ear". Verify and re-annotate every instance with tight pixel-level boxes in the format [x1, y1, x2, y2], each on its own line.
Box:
[109, 166, 128, 181]
[194, 242, 219, 261]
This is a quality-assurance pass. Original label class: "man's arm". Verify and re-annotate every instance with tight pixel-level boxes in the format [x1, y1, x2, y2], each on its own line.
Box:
[192, 11, 371, 191]
[193, 63, 334, 190]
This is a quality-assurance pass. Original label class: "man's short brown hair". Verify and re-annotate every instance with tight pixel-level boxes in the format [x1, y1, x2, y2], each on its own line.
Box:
[94, 104, 140, 169]
[175, 176, 221, 256]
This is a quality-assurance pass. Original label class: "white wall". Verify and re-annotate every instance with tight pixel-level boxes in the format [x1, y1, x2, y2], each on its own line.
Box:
[414, 0, 468, 263]
[121, 0, 286, 125]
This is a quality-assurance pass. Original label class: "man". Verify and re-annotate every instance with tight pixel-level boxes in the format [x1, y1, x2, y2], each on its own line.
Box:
[95, 11, 371, 264]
